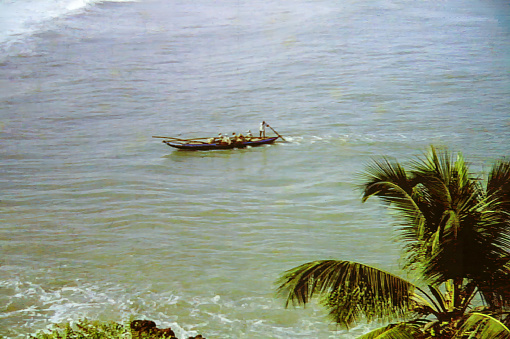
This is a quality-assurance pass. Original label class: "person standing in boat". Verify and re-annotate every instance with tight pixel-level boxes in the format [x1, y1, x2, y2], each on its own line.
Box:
[259, 121, 267, 138]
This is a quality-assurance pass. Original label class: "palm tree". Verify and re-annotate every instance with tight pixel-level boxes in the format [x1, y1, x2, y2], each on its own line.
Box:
[277, 146, 510, 338]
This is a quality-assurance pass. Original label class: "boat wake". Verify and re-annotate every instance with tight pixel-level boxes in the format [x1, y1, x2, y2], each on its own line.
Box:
[280, 131, 452, 148]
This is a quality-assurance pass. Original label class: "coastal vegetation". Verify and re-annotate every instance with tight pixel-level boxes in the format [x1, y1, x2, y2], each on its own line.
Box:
[29, 319, 130, 339]
[277, 146, 510, 338]
[28, 319, 205, 339]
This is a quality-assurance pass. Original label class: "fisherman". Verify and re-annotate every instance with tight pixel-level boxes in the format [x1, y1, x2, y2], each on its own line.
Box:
[222, 133, 232, 145]
[212, 133, 222, 144]
[246, 130, 253, 140]
[259, 121, 266, 138]
[236, 133, 245, 143]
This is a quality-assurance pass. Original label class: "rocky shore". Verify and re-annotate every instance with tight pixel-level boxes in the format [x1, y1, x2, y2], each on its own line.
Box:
[130, 320, 205, 339]
[28, 319, 206, 339]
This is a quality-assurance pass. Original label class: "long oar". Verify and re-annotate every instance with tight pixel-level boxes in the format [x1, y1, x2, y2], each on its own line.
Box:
[266, 124, 286, 141]
[152, 136, 209, 141]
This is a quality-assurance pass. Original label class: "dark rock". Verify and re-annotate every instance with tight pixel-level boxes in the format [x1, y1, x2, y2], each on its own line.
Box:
[130, 320, 177, 338]
[131, 320, 157, 332]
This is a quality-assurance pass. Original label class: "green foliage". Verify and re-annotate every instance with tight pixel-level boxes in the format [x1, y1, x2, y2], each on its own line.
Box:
[361, 146, 510, 305]
[276, 146, 510, 338]
[277, 260, 416, 328]
[29, 319, 130, 339]
[452, 313, 510, 339]
[358, 322, 423, 339]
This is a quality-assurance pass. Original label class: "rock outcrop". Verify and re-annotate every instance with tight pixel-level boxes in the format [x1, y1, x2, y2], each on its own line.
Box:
[130, 320, 205, 339]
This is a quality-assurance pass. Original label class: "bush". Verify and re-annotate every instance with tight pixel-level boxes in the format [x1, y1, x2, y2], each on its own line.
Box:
[28, 319, 205, 339]
[29, 319, 130, 339]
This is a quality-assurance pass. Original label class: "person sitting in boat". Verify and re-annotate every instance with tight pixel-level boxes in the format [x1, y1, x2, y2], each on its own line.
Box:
[221, 134, 232, 145]
[231, 133, 243, 146]
[207, 133, 220, 144]
[246, 130, 253, 141]
[216, 133, 225, 145]
[235, 133, 245, 143]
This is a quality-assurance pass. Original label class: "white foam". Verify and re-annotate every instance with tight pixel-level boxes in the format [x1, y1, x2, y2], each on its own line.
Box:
[0, 0, 137, 46]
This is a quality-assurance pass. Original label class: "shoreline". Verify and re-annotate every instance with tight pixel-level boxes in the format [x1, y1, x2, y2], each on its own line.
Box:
[26, 319, 206, 339]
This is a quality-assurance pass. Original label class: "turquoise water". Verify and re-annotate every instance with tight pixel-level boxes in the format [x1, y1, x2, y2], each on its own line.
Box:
[1, 0, 509, 337]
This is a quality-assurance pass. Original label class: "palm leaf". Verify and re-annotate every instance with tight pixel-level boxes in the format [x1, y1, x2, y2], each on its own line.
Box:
[483, 159, 510, 254]
[477, 261, 510, 309]
[361, 158, 419, 217]
[276, 260, 416, 328]
[486, 159, 510, 203]
[448, 159, 510, 304]
[406, 147, 509, 285]
[453, 313, 510, 339]
[360, 157, 430, 271]
[427, 285, 448, 314]
[358, 322, 423, 339]
[412, 146, 453, 200]
[362, 148, 510, 291]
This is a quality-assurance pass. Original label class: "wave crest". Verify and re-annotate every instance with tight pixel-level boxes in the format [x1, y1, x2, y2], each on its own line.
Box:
[0, 0, 137, 47]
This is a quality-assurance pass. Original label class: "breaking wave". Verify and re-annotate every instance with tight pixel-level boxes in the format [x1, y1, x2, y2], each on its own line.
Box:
[0, 0, 137, 47]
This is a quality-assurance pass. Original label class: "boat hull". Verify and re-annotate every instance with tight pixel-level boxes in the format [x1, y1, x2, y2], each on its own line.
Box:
[163, 137, 278, 151]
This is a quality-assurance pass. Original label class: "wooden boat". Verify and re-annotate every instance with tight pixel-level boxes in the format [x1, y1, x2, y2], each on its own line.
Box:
[160, 136, 279, 151]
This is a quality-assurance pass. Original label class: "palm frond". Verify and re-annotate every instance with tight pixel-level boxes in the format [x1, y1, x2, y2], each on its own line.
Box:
[361, 157, 431, 270]
[362, 148, 510, 290]
[276, 260, 416, 328]
[453, 312, 510, 339]
[482, 159, 510, 258]
[427, 285, 448, 314]
[411, 146, 453, 199]
[405, 147, 509, 286]
[357, 322, 423, 339]
[487, 159, 510, 202]
[361, 158, 419, 217]
[411, 147, 479, 215]
[477, 261, 510, 309]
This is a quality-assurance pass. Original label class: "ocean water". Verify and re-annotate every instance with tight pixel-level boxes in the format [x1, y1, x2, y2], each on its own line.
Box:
[1, 0, 509, 337]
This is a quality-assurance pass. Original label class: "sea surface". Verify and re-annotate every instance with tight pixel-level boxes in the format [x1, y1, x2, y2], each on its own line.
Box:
[1, 0, 509, 337]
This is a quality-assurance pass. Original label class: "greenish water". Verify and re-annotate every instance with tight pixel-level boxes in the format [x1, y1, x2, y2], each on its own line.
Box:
[1, 0, 509, 337]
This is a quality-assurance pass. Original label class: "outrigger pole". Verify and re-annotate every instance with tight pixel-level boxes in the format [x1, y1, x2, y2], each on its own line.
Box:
[152, 136, 209, 141]
[266, 124, 286, 141]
